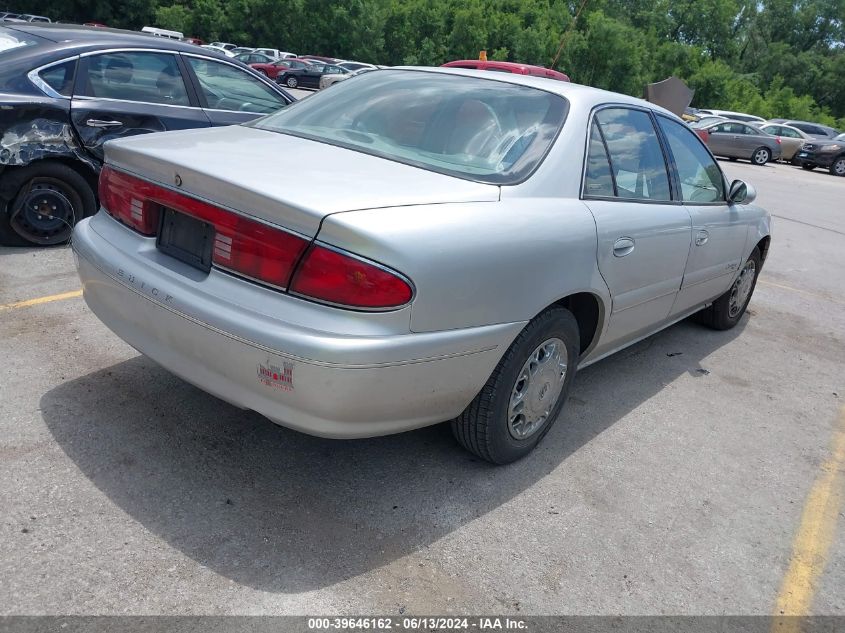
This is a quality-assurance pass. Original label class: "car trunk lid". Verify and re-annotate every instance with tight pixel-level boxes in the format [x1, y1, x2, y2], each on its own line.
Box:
[104, 125, 500, 237]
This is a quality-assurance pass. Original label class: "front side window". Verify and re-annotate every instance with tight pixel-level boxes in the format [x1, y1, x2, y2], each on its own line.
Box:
[657, 116, 725, 203]
[594, 107, 671, 201]
[39, 60, 76, 96]
[780, 127, 802, 138]
[253, 70, 568, 184]
[82, 52, 189, 106]
[186, 56, 287, 114]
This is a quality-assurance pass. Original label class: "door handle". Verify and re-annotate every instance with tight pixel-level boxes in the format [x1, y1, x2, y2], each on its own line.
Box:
[612, 237, 635, 257]
[695, 230, 709, 246]
[85, 119, 123, 128]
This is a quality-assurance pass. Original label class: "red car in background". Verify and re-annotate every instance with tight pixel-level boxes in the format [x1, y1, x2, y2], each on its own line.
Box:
[441, 60, 570, 82]
[250, 58, 315, 80]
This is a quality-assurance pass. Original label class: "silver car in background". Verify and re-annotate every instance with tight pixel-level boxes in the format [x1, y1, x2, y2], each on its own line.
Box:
[73, 69, 771, 464]
[698, 119, 782, 165]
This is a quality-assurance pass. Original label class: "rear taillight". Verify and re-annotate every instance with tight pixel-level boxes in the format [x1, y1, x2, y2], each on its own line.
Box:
[99, 166, 161, 235]
[290, 245, 413, 309]
[775, 137, 782, 144]
[99, 165, 308, 288]
[98, 166, 413, 309]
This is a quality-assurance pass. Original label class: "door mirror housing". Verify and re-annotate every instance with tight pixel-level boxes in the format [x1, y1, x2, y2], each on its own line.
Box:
[728, 179, 756, 205]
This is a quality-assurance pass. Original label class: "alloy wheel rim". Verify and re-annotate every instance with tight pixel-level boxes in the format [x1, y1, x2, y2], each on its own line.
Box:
[835, 159, 845, 175]
[729, 260, 756, 318]
[755, 149, 769, 164]
[507, 338, 568, 440]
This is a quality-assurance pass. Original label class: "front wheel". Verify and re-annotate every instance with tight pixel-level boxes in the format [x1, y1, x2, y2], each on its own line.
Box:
[695, 247, 762, 330]
[829, 156, 845, 177]
[285, 76, 298, 88]
[752, 147, 771, 166]
[451, 307, 580, 464]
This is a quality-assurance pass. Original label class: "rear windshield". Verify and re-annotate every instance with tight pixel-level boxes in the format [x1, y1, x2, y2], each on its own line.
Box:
[0, 26, 41, 56]
[252, 69, 568, 184]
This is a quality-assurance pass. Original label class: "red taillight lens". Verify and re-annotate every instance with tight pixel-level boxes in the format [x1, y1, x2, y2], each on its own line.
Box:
[99, 166, 161, 235]
[776, 137, 782, 144]
[290, 245, 413, 309]
[98, 165, 308, 288]
[211, 215, 307, 288]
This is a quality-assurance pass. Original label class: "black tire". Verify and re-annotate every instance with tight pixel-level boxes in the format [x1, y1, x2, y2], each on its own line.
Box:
[451, 307, 580, 464]
[801, 164, 816, 170]
[695, 247, 762, 330]
[0, 162, 96, 247]
[256, 69, 268, 76]
[728, 157, 738, 162]
[828, 156, 845, 177]
[752, 147, 771, 166]
[285, 76, 298, 88]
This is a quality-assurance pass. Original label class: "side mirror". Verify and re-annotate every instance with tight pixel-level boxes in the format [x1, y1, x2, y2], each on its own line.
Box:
[728, 179, 756, 205]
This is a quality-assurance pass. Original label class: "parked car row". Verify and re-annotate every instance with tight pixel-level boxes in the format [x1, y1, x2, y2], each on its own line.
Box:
[686, 109, 843, 174]
[1, 11, 50, 22]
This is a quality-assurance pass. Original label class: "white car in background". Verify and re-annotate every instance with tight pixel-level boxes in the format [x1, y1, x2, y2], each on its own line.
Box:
[697, 108, 765, 124]
[201, 44, 235, 57]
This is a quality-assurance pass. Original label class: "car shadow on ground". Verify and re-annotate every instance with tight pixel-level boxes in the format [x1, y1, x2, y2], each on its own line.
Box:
[40, 316, 745, 593]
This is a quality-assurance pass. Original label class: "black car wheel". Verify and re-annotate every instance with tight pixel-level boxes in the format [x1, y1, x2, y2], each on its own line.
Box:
[829, 156, 845, 177]
[752, 147, 771, 165]
[0, 162, 96, 246]
[451, 307, 579, 464]
[801, 164, 816, 170]
[285, 76, 298, 88]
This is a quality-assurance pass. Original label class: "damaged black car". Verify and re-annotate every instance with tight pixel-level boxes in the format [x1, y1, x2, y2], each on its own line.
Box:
[0, 23, 294, 246]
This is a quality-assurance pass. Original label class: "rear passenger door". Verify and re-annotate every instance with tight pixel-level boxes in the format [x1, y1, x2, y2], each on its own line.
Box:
[182, 54, 291, 126]
[656, 116, 747, 315]
[70, 50, 211, 162]
[581, 106, 692, 351]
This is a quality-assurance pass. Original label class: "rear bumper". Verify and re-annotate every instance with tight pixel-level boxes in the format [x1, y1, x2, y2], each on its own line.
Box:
[73, 213, 523, 438]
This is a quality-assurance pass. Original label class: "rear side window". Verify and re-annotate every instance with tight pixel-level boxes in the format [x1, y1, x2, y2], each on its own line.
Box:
[82, 52, 190, 106]
[657, 116, 725, 203]
[583, 124, 614, 197]
[594, 107, 671, 201]
[39, 60, 76, 97]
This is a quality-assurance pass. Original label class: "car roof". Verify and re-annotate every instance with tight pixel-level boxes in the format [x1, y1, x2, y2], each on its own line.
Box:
[406, 67, 676, 117]
[2, 22, 215, 54]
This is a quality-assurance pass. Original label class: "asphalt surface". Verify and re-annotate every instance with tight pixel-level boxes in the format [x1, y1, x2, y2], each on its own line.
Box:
[1, 159, 843, 615]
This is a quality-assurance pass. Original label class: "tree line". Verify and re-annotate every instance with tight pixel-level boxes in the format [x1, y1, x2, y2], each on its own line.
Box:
[18, 0, 845, 127]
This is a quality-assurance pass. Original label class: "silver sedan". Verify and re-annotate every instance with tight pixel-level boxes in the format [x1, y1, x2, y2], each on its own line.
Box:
[697, 119, 783, 165]
[73, 68, 771, 464]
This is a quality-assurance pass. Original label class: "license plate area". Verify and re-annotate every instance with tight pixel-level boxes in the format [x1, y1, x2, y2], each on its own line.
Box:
[156, 207, 214, 273]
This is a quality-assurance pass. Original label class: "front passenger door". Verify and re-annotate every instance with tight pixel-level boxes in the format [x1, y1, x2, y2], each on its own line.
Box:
[70, 51, 210, 162]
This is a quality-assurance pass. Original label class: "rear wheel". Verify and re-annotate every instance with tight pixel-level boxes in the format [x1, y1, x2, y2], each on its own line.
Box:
[0, 162, 96, 246]
[829, 156, 845, 177]
[752, 147, 771, 166]
[285, 76, 298, 88]
[451, 307, 579, 464]
[695, 247, 762, 330]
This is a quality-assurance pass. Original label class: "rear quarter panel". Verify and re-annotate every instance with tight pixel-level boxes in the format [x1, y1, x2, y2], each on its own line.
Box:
[316, 198, 608, 334]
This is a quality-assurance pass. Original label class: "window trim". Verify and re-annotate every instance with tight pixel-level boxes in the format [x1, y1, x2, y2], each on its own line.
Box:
[579, 103, 677, 205]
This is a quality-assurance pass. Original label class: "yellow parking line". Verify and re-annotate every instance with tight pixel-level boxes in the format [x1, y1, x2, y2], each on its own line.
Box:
[773, 406, 845, 624]
[0, 289, 82, 311]
[758, 280, 845, 306]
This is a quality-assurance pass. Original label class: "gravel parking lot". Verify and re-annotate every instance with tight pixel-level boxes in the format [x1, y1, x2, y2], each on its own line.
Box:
[1, 159, 843, 616]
